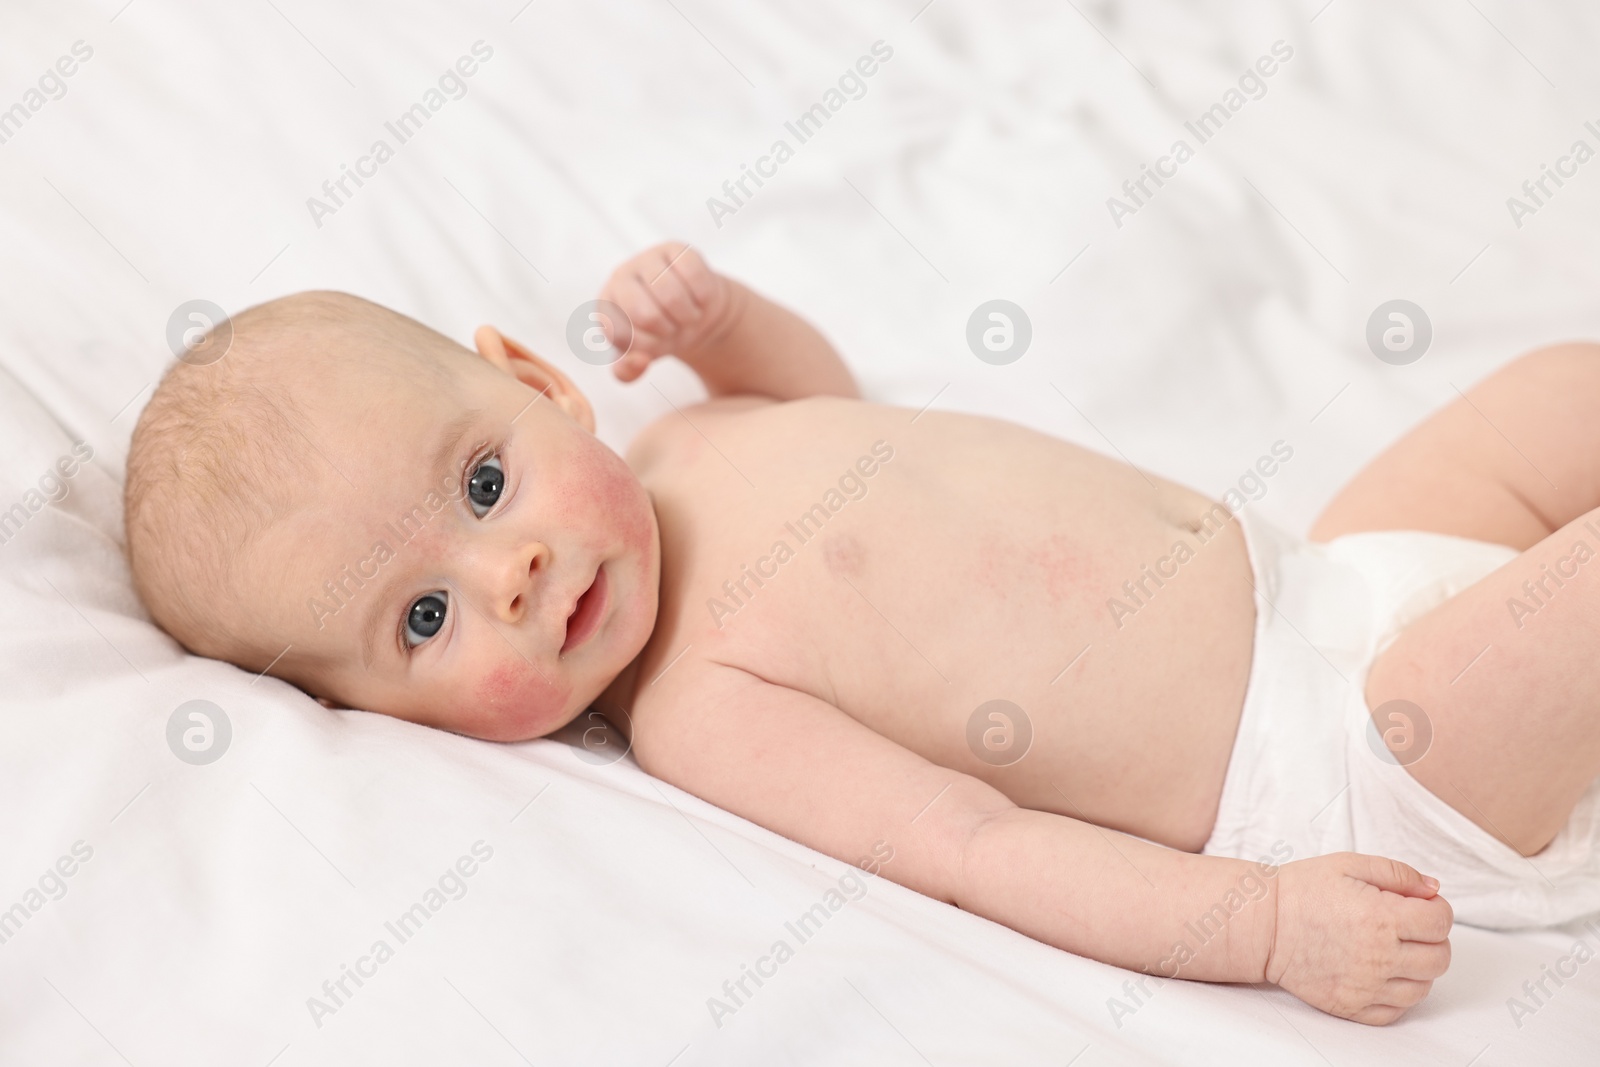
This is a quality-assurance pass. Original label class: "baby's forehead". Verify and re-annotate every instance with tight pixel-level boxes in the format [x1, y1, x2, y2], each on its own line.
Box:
[241, 344, 472, 454]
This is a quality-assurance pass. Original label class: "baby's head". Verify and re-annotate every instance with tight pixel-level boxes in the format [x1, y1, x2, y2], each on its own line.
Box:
[124, 293, 660, 741]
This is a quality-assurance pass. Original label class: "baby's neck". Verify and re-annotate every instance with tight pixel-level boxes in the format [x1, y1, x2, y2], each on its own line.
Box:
[594, 649, 643, 740]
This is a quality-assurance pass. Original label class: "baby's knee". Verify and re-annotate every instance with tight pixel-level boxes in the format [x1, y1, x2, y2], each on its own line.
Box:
[1501, 341, 1600, 392]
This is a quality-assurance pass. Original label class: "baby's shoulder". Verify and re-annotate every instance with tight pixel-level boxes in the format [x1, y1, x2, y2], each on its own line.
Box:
[622, 655, 752, 776]
[624, 393, 778, 472]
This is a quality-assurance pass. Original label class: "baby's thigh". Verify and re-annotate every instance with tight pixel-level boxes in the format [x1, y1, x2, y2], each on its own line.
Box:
[1313, 342, 1600, 548]
[1364, 506, 1600, 856]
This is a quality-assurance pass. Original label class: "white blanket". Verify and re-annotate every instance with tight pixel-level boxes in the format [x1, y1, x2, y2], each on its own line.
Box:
[2, 0, 1598, 1062]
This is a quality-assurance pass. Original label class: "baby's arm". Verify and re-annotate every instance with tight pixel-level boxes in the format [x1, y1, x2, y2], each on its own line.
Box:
[634, 666, 1452, 1024]
[598, 242, 859, 401]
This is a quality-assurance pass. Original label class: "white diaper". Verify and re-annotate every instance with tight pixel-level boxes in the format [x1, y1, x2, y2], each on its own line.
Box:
[1201, 508, 1600, 929]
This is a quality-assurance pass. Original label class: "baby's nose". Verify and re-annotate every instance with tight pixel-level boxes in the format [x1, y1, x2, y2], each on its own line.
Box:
[493, 541, 549, 625]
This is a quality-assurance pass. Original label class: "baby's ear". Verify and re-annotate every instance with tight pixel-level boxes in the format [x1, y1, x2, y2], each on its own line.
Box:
[473, 326, 596, 434]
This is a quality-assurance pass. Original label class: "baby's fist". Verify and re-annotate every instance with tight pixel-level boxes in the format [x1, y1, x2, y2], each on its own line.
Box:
[597, 242, 738, 382]
[1266, 853, 1452, 1025]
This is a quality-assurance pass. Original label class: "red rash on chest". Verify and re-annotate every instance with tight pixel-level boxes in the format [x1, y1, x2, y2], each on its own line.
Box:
[1028, 533, 1092, 601]
[823, 532, 865, 579]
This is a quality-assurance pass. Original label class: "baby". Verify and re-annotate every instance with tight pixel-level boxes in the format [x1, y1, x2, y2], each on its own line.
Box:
[125, 243, 1600, 1025]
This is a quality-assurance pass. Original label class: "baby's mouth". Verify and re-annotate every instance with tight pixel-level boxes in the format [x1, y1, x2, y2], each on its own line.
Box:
[560, 564, 607, 654]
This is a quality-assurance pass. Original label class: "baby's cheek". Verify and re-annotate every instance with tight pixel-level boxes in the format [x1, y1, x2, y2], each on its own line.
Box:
[586, 449, 654, 553]
[604, 467, 656, 556]
[470, 661, 572, 741]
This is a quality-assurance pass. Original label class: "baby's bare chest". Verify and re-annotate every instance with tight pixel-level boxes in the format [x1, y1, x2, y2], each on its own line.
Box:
[632, 398, 1255, 841]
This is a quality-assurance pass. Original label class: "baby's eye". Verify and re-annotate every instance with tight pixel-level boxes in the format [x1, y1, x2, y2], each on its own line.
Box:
[405, 593, 448, 647]
[467, 455, 505, 518]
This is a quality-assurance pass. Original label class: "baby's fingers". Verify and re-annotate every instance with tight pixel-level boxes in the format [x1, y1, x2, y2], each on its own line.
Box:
[1378, 977, 1434, 1008]
[612, 331, 668, 381]
[1349, 1003, 1408, 1026]
[1345, 979, 1432, 1026]
[613, 350, 649, 382]
[645, 260, 701, 329]
[1349, 853, 1440, 899]
[1395, 938, 1451, 980]
[1394, 891, 1454, 943]
[666, 245, 719, 307]
[613, 272, 673, 339]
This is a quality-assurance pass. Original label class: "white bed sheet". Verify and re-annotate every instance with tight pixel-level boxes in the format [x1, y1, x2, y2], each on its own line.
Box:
[2, 0, 1599, 1063]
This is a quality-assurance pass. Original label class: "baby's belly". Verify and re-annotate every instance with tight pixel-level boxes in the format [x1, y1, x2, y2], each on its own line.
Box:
[651, 398, 1259, 852]
[798, 499, 1257, 853]
[971, 515, 1256, 852]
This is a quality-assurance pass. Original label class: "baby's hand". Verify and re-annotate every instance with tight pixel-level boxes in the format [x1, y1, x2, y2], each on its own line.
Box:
[1265, 853, 1452, 1025]
[597, 242, 741, 382]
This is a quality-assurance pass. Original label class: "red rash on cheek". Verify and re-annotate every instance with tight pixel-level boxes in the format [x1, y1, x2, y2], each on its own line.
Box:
[471, 661, 571, 740]
[577, 446, 653, 553]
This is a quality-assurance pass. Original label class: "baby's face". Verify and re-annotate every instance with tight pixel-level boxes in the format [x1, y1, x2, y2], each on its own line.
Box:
[240, 336, 660, 741]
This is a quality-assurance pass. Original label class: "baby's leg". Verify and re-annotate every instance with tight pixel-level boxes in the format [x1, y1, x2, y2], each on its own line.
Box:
[1363, 509, 1600, 855]
[1313, 343, 1600, 855]
[1313, 343, 1600, 549]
